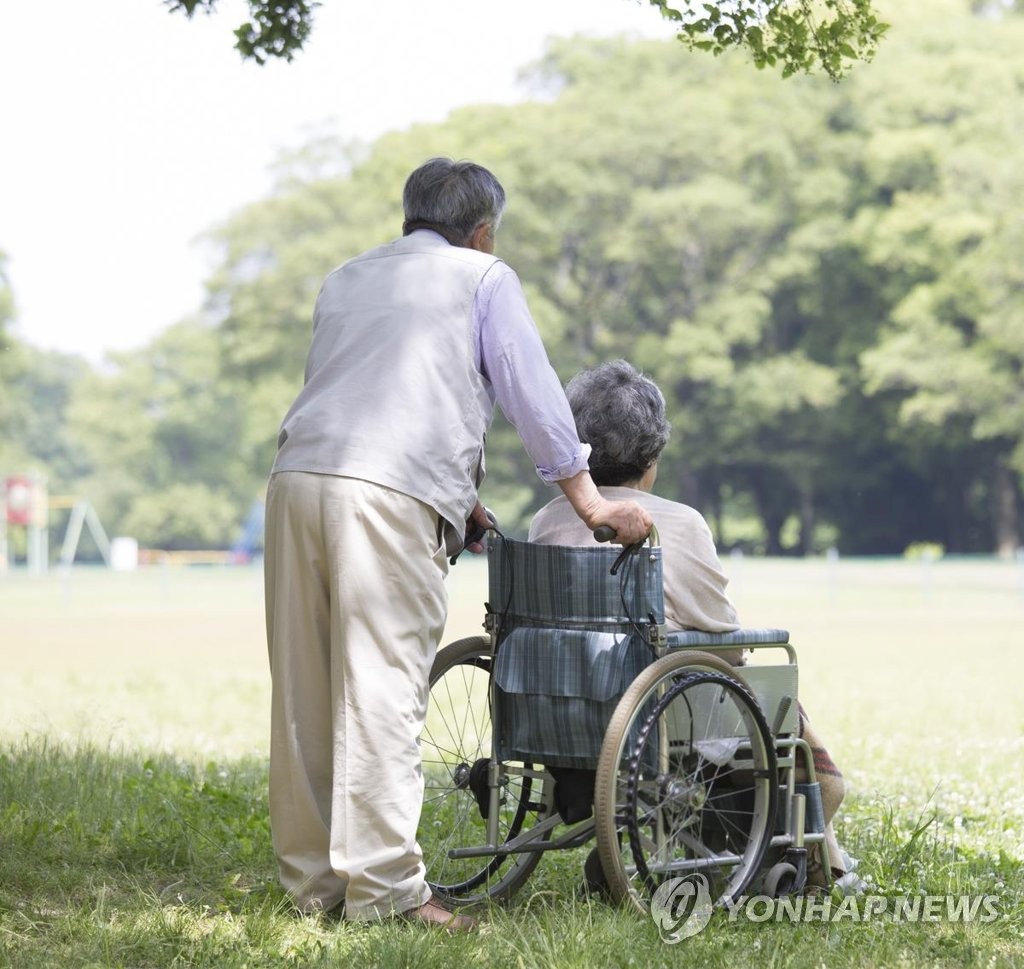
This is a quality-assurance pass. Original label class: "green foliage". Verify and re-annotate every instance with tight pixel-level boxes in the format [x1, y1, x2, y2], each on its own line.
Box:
[0, 260, 90, 488]
[2, 346, 90, 483]
[66, 320, 256, 549]
[8, 5, 1024, 553]
[122, 482, 242, 549]
[653, 0, 889, 79]
[163, 0, 887, 77]
[0, 251, 12, 332]
[0, 252, 22, 468]
[164, 0, 319, 64]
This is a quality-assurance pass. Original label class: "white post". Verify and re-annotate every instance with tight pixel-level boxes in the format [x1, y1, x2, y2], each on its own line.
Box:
[826, 545, 839, 604]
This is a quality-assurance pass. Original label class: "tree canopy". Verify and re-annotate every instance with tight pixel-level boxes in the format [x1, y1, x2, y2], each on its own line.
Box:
[164, 0, 317, 64]
[6, 3, 1022, 556]
[164, 0, 887, 78]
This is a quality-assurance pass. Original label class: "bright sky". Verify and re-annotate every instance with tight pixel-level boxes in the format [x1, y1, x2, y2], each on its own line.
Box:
[0, 0, 670, 362]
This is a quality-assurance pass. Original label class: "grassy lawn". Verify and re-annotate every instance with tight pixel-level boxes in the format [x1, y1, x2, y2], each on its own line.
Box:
[1, 556, 1022, 967]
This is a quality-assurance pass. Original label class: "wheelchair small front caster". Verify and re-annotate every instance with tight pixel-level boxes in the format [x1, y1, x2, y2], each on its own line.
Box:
[761, 848, 806, 893]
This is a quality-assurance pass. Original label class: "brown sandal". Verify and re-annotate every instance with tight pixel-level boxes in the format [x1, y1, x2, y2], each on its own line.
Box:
[399, 897, 476, 934]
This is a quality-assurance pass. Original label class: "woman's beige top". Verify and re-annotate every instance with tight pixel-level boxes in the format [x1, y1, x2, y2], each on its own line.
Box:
[528, 485, 739, 633]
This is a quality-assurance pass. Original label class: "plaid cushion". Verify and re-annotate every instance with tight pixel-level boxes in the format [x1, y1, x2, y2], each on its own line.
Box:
[488, 537, 664, 769]
[666, 628, 790, 647]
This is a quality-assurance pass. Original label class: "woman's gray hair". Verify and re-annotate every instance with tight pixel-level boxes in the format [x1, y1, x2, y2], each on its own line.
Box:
[566, 360, 671, 487]
[402, 157, 506, 246]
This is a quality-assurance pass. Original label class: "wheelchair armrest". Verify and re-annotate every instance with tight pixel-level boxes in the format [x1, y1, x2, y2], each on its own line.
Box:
[665, 628, 790, 648]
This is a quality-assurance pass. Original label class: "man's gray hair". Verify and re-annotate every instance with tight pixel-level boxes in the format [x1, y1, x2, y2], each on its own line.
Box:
[402, 157, 506, 246]
[566, 360, 671, 487]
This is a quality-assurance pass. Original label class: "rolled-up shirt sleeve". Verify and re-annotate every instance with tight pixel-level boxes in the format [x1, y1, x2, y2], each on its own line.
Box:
[475, 264, 590, 483]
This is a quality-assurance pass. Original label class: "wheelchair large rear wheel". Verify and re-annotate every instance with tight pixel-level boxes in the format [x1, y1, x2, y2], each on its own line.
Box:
[594, 655, 777, 914]
[419, 636, 548, 905]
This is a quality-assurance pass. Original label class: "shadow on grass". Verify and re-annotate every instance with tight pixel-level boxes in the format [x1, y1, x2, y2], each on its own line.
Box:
[1, 740, 1021, 969]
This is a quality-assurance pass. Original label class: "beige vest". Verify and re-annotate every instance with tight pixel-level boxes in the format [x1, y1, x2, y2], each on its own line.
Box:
[272, 232, 499, 549]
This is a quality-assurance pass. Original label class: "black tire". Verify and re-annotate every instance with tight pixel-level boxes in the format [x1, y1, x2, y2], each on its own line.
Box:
[595, 659, 777, 914]
[762, 861, 800, 898]
[419, 636, 547, 904]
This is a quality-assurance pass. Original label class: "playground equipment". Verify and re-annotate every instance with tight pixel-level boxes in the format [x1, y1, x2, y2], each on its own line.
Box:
[0, 474, 112, 573]
[50, 494, 111, 570]
[2, 474, 48, 574]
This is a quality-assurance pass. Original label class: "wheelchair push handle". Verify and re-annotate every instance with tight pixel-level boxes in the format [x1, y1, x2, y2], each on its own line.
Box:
[593, 524, 660, 576]
[450, 507, 498, 565]
[464, 508, 497, 548]
[594, 524, 659, 544]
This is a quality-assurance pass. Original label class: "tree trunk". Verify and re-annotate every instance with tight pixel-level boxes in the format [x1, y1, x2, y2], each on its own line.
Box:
[709, 483, 726, 549]
[676, 467, 701, 508]
[798, 480, 815, 556]
[762, 516, 785, 556]
[940, 477, 970, 553]
[993, 459, 1020, 560]
[749, 475, 787, 556]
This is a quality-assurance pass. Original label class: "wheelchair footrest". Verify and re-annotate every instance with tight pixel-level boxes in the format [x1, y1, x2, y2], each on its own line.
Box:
[798, 782, 826, 834]
[775, 782, 826, 836]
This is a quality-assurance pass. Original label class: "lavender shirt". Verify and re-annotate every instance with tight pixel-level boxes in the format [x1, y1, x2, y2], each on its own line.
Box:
[466, 246, 590, 484]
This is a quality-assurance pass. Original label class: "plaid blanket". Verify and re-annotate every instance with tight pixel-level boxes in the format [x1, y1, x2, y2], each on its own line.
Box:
[489, 537, 664, 769]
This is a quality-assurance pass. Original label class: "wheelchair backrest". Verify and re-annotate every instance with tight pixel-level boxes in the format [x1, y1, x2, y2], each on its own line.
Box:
[485, 535, 666, 630]
[487, 536, 665, 770]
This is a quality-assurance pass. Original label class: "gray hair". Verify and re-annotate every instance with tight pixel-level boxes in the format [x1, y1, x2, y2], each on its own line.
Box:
[566, 360, 671, 487]
[402, 157, 506, 246]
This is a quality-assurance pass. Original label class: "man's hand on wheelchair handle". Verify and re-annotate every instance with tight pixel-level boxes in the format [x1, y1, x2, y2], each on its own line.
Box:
[590, 497, 652, 546]
[463, 502, 496, 555]
[557, 470, 653, 546]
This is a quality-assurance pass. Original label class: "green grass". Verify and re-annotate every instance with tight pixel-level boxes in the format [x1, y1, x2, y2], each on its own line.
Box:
[1, 557, 1023, 967]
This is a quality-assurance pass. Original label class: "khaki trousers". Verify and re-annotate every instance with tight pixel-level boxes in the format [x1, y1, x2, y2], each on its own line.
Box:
[264, 471, 449, 919]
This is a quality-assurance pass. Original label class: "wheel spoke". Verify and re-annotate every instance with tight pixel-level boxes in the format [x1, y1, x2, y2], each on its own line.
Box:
[597, 665, 777, 909]
[418, 638, 548, 903]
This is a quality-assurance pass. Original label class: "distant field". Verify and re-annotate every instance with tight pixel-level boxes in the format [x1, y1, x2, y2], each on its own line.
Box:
[3, 555, 1021, 820]
[2, 555, 1022, 968]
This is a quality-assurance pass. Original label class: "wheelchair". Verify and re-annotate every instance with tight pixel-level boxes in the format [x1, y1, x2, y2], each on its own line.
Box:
[418, 531, 831, 915]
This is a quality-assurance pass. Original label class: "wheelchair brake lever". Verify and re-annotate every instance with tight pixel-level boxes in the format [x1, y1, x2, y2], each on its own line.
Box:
[610, 541, 647, 576]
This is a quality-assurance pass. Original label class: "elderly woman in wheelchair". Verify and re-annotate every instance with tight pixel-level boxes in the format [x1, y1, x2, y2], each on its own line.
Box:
[418, 360, 852, 915]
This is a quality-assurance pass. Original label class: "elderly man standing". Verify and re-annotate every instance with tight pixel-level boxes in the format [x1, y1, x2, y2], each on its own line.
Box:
[264, 159, 652, 931]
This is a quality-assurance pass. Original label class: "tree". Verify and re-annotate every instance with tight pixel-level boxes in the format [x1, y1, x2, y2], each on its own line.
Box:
[846, 10, 1024, 556]
[189, 10, 1023, 552]
[165, 0, 886, 78]
[0, 251, 15, 388]
[0, 252, 24, 470]
[654, 0, 888, 79]
[164, 0, 317, 64]
[67, 320, 255, 549]
[50, 6, 1022, 553]
[0, 257, 92, 529]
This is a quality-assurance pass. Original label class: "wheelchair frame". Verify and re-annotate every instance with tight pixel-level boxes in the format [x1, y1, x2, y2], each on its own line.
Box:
[417, 534, 831, 913]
